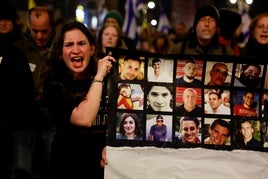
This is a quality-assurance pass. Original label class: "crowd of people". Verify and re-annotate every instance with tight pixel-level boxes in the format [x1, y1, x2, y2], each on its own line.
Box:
[1, 2, 268, 179]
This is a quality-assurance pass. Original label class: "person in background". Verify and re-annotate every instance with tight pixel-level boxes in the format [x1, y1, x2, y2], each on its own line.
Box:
[148, 115, 167, 142]
[169, 4, 234, 55]
[233, 90, 258, 117]
[147, 58, 172, 82]
[167, 28, 177, 44]
[147, 85, 173, 112]
[206, 63, 231, 86]
[116, 113, 143, 140]
[218, 8, 243, 56]
[102, 10, 136, 50]
[176, 88, 202, 116]
[137, 28, 152, 51]
[204, 119, 231, 145]
[173, 22, 188, 43]
[177, 117, 201, 144]
[14, 6, 57, 179]
[0, 5, 36, 178]
[235, 119, 261, 149]
[241, 12, 268, 57]
[43, 21, 114, 179]
[150, 31, 171, 54]
[96, 23, 127, 58]
[176, 59, 202, 87]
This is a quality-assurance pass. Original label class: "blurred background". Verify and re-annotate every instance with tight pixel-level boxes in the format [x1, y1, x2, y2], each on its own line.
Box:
[1, 0, 267, 45]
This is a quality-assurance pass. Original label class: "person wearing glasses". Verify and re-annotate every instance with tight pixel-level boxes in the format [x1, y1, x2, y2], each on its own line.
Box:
[241, 12, 268, 57]
[177, 117, 201, 144]
[206, 62, 231, 86]
[204, 119, 231, 145]
[148, 115, 167, 141]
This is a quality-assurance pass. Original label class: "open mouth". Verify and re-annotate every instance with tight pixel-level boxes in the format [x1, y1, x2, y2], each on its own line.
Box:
[71, 57, 83, 68]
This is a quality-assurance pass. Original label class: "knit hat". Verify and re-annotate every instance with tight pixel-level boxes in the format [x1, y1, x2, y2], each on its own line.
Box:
[103, 10, 123, 28]
[0, 5, 18, 22]
[219, 9, 242, 39]
[193, 4, 219, 29]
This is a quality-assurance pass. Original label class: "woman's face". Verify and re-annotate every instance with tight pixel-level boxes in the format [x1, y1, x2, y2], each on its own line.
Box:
[254, 16, 268, 45]
[123, 116, 136, 135]
[102, 26, 118, 48]
[62, 29, 95, 75]
[0, 19, 14, 34]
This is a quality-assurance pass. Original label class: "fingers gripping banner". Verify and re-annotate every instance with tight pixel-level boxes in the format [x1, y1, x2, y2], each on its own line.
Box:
[106, 47, 268, 152]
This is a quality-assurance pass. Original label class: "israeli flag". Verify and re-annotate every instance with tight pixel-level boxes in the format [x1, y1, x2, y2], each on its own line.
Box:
[241, 8, 251, 44]
[157, 9, 171, 34]
[123, 0, 143, 43]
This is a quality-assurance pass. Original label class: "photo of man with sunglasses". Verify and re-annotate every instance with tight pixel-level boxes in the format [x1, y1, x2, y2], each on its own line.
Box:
[147, 115, 167, 142]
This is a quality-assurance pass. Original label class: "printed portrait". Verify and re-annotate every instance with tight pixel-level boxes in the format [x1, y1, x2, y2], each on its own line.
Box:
[204, 118, 231, 145]
[147, 57, 174, 83]
[204, 61, 233, 86]
[117, 83, 144, 110]
[233, 118, 262, 149]
[146, 84, 173, 112]
[146, 114, 173, 142]
[233, 89, 259, 117]
[116, 112, 144, 140]
[174, 116, 202, 144]
[204, 88, 231, 115]
[118, 55, 145, 81]
[233, 63, 264, 88]
[175, 87, 202, 116]
[176, 58, 203, 87]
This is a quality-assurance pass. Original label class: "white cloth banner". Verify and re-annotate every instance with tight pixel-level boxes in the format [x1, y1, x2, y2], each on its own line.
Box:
[105, 146, 268, 179]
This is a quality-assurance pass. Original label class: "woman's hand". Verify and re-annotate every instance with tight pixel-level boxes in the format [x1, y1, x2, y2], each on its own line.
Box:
[100, 147, 108, 168]
[95, 56, 116, 81]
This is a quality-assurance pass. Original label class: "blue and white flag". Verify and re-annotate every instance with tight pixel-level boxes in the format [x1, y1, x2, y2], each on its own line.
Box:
[241, 8, 251, 44]
[157, 9, 171, 34]
[123, 0, 143, 44]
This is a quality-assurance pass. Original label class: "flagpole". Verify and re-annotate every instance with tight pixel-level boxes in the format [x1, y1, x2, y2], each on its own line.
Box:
[28, 0, 36, 9]
[140, 5, 153, 50]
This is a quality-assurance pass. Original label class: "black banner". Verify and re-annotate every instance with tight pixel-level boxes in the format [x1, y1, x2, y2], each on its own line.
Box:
[106, 47, 268, 152]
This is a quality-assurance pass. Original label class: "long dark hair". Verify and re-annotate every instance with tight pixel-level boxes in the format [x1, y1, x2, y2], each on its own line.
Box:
[45, 20, 97, 80]
[96, 23, 125, 58]
[119, 113, 142, 136]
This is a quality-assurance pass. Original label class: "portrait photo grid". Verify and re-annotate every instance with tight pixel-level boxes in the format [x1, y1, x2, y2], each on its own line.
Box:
[106, 48, 268, 152]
